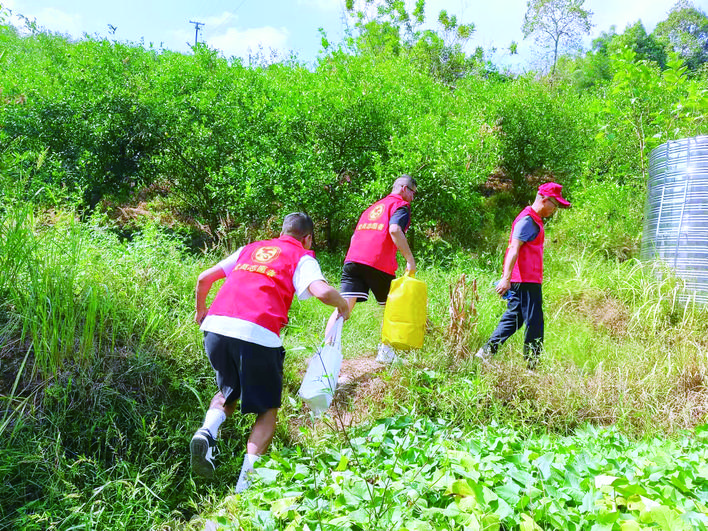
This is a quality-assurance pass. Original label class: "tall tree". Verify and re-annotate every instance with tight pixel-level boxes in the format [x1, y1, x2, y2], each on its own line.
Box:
[522, 0, 593, 75]
[345, 0, 479, 85]
[653, 0, 708, 72]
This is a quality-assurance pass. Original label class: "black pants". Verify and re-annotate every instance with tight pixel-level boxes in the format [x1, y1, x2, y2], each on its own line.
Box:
[485, 282, 544, 362]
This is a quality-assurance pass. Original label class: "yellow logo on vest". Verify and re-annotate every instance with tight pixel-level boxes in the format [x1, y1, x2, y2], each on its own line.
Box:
[252, 246, 281, 264]
[368, 205, 384, 220]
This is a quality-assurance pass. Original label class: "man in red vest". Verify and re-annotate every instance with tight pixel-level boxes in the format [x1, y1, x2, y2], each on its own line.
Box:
[476, 182, 570, 369]
[326, 175, 417, 363]
[191, 213, 350, 491]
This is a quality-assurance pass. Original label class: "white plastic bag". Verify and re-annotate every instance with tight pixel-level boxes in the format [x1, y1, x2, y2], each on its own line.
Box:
[298, 317, 343, 416]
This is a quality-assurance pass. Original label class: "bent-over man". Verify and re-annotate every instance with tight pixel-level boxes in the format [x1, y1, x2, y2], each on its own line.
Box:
[191, 213, 350, 492]
[326, 175, 417, 363]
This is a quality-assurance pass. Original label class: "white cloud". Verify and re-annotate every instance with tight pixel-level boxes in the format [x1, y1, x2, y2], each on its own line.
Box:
[8, 5, 83, 37]
[208, 26, 290, 59]
[36, 7, 82, 35]
[297, 0, 343, 11]
[201, 11, 239, 28]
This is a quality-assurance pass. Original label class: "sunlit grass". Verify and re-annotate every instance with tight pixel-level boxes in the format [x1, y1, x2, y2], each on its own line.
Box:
[3, 204, 708, 529]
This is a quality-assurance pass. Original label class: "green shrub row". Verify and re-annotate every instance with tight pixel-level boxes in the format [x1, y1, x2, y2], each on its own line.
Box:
[2, 16, 705, 254]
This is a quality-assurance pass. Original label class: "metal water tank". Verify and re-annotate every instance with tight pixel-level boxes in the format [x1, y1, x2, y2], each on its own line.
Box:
[641, 135, 708, 304]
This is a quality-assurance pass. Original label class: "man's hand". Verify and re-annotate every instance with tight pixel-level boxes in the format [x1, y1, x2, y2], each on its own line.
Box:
[390, 223, 415, 275]
[496, 238, 522, 298]
[195, 308, 208, 324]
[336, 298, 351, 321]
[309, 280, 351, 321]
[496, 278, 511, 297]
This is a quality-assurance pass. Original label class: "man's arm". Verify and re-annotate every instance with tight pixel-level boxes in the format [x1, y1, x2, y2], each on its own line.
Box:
[195, 265, 226, 324]
[307, 280, 351, 321]
[496, 238, 524, 296]
[389, 223, 416, 273]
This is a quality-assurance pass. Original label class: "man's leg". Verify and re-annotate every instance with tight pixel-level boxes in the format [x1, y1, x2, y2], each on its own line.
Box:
[368, 268, 399, 363]
[236, 341, 286, 493]
[203, 391, 238, 433]
[521, 284, 544, 369]
[192, 333, 241, 478]
[246, 408, 278, 455]
[235, 408, 278, 493]
[479, 288, 523, 358]
[191, 393, 237, 478]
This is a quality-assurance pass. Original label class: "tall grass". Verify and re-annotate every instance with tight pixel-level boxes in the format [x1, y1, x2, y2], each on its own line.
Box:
[287, 244, 708, 441]
[0, 205, 221, 530]
[0, 206, 204, 377]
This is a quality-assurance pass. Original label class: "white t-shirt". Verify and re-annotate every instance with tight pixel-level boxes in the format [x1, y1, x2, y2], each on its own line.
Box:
[200, 246, 327, 347]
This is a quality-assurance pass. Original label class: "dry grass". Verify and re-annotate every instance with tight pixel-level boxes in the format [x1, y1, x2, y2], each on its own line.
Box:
[562, 293, 631, 338]
[478, 345, 708, 436]
[447, 274, 479, 357]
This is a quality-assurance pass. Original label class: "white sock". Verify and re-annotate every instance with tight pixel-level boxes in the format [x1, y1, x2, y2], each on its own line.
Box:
[236, 454, 260, 493]
[244, 453, 260, 470]
[202, 409, 226, 439]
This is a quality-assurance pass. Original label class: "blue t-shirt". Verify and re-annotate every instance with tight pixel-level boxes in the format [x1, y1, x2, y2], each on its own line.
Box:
[389, 206, 410, 231]
[512, 215, 540, 242]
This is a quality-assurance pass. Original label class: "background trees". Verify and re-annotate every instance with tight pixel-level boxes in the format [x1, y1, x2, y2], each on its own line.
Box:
[0, 0, 706, 257]
[654, 0, 708, 72]
[522, 0, 593, 75]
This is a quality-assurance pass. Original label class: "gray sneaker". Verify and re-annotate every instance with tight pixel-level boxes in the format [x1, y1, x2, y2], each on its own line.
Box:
[376, 344, 398, 364]
[475, 346, 492, 364]
[190, 428, 218, 478]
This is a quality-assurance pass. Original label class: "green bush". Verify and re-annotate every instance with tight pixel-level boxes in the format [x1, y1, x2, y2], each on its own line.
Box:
[491, 78, 591, 200]
[549, 178, 644, 260]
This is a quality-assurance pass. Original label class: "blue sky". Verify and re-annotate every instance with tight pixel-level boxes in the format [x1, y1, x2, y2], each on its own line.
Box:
[2, 0, 690, 70]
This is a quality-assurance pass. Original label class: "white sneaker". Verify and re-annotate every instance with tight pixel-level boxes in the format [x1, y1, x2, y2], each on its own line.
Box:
[376, 344, 398, 364]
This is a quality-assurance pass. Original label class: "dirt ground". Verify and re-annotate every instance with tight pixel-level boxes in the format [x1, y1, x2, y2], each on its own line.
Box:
[333, 356, 389, 422]
[291, 354, 394, 436]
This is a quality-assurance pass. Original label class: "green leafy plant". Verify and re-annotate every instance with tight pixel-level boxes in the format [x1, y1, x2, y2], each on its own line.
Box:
[213, 417, 708, 530]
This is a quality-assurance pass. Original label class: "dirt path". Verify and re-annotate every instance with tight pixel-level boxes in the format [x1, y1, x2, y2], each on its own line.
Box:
[293, 354, 391, 433]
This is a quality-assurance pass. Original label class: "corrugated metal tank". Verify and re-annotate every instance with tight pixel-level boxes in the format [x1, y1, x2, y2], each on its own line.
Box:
[641, 135, 708, 304]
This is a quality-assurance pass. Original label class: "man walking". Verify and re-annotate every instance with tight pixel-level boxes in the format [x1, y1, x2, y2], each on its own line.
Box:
[476, 182, 570, 369]
[191, 213, 350, 491]
[326, 175, 417, 363]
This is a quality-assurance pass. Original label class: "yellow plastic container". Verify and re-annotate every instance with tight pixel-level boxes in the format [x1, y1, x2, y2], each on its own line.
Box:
[381, 272, 427, 350]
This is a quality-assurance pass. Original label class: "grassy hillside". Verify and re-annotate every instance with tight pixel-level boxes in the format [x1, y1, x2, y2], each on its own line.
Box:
[1, 200, 708, 530]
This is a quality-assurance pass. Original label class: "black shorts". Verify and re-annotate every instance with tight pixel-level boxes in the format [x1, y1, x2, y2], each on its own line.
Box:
[340, 261, 394, 304]
[203, 332, 285, 414]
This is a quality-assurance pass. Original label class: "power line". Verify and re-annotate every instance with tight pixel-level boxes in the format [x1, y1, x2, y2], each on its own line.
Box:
[234, 0, 248, 14]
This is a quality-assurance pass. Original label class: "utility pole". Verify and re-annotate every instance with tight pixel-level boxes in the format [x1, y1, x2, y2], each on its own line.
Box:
[189, 20, 204, 47]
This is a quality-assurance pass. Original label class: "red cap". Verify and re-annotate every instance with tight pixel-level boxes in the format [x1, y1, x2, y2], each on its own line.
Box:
[538, 182, 570, 207]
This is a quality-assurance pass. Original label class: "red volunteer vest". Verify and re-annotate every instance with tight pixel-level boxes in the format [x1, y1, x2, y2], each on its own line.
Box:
[345, 193, 411, 275]
[207, 235, 315, 335]
[509, 206, 545, 284]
